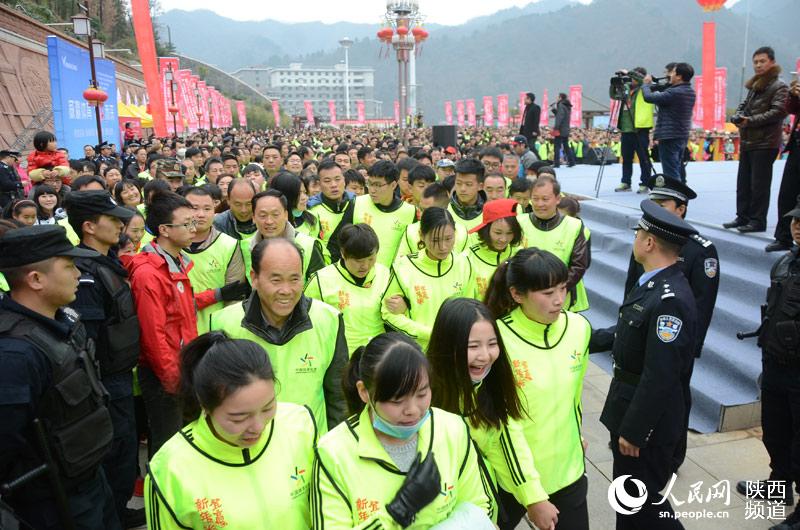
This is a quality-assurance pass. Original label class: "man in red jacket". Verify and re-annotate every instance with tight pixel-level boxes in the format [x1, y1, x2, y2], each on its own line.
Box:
[123, 190, 198, 455]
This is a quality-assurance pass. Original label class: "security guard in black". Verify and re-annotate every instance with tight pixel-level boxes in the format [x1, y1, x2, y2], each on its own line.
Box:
[0, 225, 119, 529]
[593, 200, 697, 529]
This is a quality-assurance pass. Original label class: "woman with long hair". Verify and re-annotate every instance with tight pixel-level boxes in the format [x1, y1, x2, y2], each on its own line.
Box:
[145, 333, 317, 529]
[269, 171, 321, 240]
[428, 297, 559, 530]
[483, 247, 592, 530]
[312, 332, 494, 528]
[32, 184, 64, 224]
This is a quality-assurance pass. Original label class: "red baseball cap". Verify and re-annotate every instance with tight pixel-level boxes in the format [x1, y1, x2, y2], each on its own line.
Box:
[444, 146, 457, 154]
[469, 198, 519, 233]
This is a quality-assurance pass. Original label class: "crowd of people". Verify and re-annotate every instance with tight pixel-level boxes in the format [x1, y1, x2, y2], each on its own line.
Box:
[0, 50, 798, 530]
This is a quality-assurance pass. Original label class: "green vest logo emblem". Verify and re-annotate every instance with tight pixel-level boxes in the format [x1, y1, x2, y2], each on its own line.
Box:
[439, 483, 454, 500]
[297, 354, 317, 374]
[290, 466, 309, 499]
[570, 351, 583, 373]
[291, 466, 306, 483]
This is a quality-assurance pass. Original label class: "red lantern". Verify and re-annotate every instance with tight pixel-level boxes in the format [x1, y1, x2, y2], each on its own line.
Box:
[83, 86, 108, 108]
[377, 27, 393, 42]
[412, 27, 428, 42]
[396, 26, 408, 37]
[696, 0, 727, 12]
[168, 105, 179, 115]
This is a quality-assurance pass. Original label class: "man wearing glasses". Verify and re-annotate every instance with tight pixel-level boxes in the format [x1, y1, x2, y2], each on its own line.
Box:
[123, 190, 199, 455]
[337, 160, 417, 267]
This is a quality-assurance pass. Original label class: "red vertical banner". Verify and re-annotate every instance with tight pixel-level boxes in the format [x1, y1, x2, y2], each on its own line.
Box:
[304, 100, 315, 124]
[518, 91, 526, 122]
[701, 21, 716, 131]
[444, 101, 453, 125]
[568, 85, 582, 128]
[609, 99, 622, 128]
[131, 0, 167, 136]
[540, 89, 549, 127]
[483, 96, 494, 127]
[466, 99, 476, 127]
[178, 70, 197, 132]
[356, 100, 366, 125]
[394, 100, 400, 125]
[692, 76, 704, 129]
[456, 100, 465, 127]
[271, 100, 281, 127]
[236, 101, 247, 128]
[328, 100, 337, 125]
[197, 80, 209, 130]
[714, 67, 726, 132]
[497, 94, 509, 128]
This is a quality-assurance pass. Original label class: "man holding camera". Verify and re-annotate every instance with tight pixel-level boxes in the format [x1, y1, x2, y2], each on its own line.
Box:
[615, 67, 655, 193]
[724, 46, 789, 235]
[642, 63, 696, 184]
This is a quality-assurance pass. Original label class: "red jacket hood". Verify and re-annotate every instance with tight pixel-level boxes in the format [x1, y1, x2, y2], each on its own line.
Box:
[122, 242, 193, 279]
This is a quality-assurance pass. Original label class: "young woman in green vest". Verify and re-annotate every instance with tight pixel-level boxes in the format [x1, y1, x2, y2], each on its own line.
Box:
[312, 332, 495, 529]
[484, 248, 592, 530]
[304, 223, 390, 356]
[381, 207, 473, 350]
[145, 333, 317, 529]
[464, 198, 524, 300]
[428, 297, 560, 530]
[270, 171, 322, 242]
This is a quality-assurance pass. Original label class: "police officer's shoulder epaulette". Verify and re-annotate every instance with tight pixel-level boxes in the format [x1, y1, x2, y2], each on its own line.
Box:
[660, 281, 676, 300]
[690, 233, 712, 248]
[62, 306, 80, 323]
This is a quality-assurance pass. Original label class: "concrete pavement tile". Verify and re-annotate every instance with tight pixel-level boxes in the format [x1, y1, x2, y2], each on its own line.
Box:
[582, 412, 613, 465]
[581, 382, 607, 415]
[586, 360, 607, 378]
[585, 374, 612, 395]
[686, 429, 752, 449]
[687, 437, 771, 488]
[586, 462, 616, 530]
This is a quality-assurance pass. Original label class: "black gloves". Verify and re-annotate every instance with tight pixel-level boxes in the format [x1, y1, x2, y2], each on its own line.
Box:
[386, 452, 441, 528]
[218, 281, 251, 302]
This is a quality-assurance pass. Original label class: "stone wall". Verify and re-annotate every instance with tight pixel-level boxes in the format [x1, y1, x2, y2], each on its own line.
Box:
[0, 3, 145, 151]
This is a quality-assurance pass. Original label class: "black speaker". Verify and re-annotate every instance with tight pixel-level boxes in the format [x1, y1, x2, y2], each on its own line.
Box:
[585, 147, 618, 165]
[432, 125, 457, 149]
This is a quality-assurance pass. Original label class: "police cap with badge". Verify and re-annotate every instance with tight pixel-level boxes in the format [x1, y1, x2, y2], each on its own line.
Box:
[636, 199, 698, 245]
[0, 149, 20, 161]
[63, 190, 135, 222]
[0, 225, 99, 268]
[647, 175, 697, 205]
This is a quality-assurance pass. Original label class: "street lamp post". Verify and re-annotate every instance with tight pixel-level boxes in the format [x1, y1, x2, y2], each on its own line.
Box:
[165, 65, 178, 135]
[72, 6, 105, 144]
[339, 37, 353, 120]
[384, 0, 424, 130]
[208, 96, 214, 131]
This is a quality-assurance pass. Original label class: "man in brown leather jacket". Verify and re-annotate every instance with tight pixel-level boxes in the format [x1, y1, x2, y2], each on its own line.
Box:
[724, 46, 788, 234]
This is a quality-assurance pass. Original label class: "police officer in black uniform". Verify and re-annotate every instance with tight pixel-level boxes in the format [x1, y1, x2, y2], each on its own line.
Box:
[0, 225, 120, 529]
[93, 141, 116, 168]
[737, 197, 800, 529]
[63, 190, 144, 528]
[0, 150, 23, 209]
[592, 200, 698, 529]
[623, 175, 720, 471]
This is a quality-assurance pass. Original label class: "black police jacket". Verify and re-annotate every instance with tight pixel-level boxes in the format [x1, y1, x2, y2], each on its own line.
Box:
[596, 263, 697, 448]
[0, 161, 23, 207]
[0, 296, 112, 501]
[71, 248, 140, 383]
[624, 233, 719, 358]
[761, 247, 800, 365]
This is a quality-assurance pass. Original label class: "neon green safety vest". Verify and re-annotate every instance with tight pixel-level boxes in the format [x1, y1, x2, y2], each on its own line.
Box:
[352, 195, 417, 268]
[304, 261, 390, 356]
[447, 204, 484, 234]
[633, 89, 655, 129]
[497, 308, 591, 495]
[0, 272, 8, 292]
[312, 406, 495, 529]
[145, 403, 316, 530]
[469, 412, 548, 508]
[464, 242, 519, 301]
[397, 221, 469, 258]
[517, 214, 590, 312]
[309, 200, 351, 246]
[57, 217, 79, 245]
[185, 231, 240, 334]
[381, 251, 473, 349]
[294, 210, 322, 241]
[210, 297, 341, 433]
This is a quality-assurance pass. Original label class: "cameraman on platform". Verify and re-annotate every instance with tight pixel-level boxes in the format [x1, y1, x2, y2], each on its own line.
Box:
[642, 62, 696, 184]
[615, 67, 655, 193]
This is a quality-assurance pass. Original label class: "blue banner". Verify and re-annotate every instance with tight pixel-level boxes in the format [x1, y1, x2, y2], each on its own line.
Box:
[47, 36, 120, 156]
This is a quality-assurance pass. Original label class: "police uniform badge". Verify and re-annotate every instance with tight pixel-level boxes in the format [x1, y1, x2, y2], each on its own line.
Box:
[656, 315, 682, 343]
[654, 176, 665, 187]
[704, 258, 718, 279]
